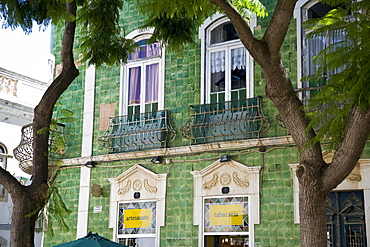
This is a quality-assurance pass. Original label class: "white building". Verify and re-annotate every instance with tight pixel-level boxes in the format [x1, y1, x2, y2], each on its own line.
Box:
[0, 67, 49, 247]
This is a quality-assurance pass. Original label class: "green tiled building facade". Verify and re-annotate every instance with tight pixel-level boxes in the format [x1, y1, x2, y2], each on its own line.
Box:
[43, 0, 370, 246]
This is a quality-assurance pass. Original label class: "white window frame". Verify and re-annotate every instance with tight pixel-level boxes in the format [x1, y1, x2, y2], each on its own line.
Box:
[108, 164, 167, 247]
[120, 29, 165, 116]
[116, 199, 157, 244]
[199, 13, 256, 104]
[202, 195, 251, 244]
[191, 159, 261, 247]
[294, 0, 343, 97]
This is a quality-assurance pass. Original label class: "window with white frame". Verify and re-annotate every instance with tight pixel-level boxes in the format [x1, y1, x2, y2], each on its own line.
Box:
[297, 1, 345, 100]
[0, 144, 7, 197]
[117, 200, 157, 246]
[122, 32, 164, 116]
[108, 164, 167, 247]
[203, 196, 250, 246]
[200, 15, 254, 104]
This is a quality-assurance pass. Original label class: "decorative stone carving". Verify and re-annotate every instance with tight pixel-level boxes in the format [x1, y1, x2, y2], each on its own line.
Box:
[133, 179, 142, 191]
[220, 173, 231, 185]
[118, 180, 131, 195]
[346, 173, 362, 181]
[0, 75, 17, 96]
[233, 172, 249, 187]
[203, 174, 218, 189]
[144, 179, 157, 193]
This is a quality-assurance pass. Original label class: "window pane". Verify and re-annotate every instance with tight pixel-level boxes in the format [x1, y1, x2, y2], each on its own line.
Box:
[211, 51, 226, 92]
[129, 40, 161, 60]
[118, 201, 156, 235]
[204, 197, 249, 233]
[231, 48, 246, 90]
[205, 235, 249, 247]
[128, 67, 141, 105]
[211, 22, 239, 45]
[145, 63, 159, 103]
[118, 237, 155, 247]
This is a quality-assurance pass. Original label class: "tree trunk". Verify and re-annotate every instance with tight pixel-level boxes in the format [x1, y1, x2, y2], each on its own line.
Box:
[10, 189, 38, 247]
[297, 161, 328, 246]
[0, 2, 79, 247]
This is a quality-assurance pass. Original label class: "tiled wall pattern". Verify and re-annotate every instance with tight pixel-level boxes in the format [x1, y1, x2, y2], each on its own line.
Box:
[42, 0, 352, 246]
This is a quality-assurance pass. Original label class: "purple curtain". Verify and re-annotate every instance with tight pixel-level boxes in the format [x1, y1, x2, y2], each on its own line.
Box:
[128, 67, 141, 105]
[129, 41, 161, 61]
[145, 63, 159, 103]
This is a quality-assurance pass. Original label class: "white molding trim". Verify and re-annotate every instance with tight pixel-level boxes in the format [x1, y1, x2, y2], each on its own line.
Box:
[108, 164, 167, 246]
[191, 159, 261, 247]
[76, 64, 96, 238]
[63, 135, 295, 166]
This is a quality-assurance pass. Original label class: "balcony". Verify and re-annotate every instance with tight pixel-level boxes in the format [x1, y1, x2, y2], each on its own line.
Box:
[98, 110, 175, 153]
[13, 123, 67, 175]
[180, 97, 268, 145]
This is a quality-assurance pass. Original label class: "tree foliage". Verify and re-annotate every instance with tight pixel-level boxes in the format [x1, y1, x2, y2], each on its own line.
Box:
[304, 0, 370, 150]
[137, 0, 267, 49]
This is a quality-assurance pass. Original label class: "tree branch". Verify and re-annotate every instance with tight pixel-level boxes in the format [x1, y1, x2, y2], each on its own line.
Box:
[262, 0, 297, 53]
[211, 0, 267, 59]
[323, 106, 370, 193]
[0, 166, 23, 195]
[31, 1, 79, 187]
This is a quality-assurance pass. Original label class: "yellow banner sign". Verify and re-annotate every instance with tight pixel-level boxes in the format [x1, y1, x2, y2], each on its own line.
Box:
[210, 204, 243, 226]
[124, 208, 151, 228]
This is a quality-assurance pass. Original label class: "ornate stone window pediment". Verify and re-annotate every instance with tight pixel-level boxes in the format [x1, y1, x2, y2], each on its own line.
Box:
[191, 159, 261, 226]
[107, 164, 167, 230]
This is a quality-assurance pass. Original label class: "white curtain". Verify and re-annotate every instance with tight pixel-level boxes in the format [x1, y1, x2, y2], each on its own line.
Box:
[211, 51, 225, 73]
[231, 48, 246, 70]
[211, 48, 246, 73]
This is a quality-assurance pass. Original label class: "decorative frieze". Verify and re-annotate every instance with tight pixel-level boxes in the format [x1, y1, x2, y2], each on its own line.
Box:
[0, 75, 17, 96]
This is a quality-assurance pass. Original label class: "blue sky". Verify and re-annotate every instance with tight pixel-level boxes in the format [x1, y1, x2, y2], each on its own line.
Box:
[0, 25, 52, 82]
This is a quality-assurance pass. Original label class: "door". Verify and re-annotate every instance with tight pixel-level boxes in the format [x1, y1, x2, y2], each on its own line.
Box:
[326, 191, 367, 246]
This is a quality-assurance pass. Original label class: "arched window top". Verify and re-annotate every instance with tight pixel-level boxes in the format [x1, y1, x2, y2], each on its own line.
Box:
[0, 145, 6, 154]
[210, 21, 239, 45]
[128, 39, 161, 61]
[308, 2, 336, 18]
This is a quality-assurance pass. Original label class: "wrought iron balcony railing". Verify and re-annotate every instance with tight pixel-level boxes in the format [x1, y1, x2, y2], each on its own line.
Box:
[180, 97, 269, 145]
[98, 110, 176, 153]
[13, 123, 67, 175]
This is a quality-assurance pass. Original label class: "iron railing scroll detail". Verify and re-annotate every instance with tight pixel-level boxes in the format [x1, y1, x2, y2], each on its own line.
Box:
[98, 110, 176, 153]
[179, 96, 269, 145]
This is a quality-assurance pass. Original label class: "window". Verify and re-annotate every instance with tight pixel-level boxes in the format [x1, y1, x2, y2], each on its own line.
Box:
[108, 165, 167, 247]
[0, 144, 7, 197]
[297, 1, 345, 100]
[191, 159, 261, 247]
[204, 196, 250, 246]
[117, 201, 156, 246]
[121, 31, 164, 116]
[200, 15, 254, 104]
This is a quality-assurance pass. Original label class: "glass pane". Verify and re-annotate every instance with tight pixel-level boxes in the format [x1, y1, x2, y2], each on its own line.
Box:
[205, 235, 249, 247]
[129, 39, 161, 60]
[231, 48, 246, 90]
[211, 22, 239, 45]
[118, 237, 156, 247]
[145, 63, 159, 103]
[118, 201, 156, 235]
[211, 51, 226, 93]
[204, 197, 249, 233]
[128, 67, 141, 105]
